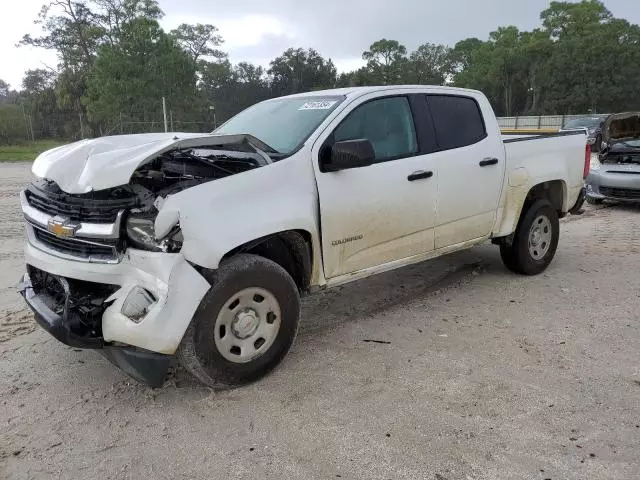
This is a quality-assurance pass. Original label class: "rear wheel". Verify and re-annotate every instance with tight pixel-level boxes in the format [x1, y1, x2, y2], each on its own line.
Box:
[178, 254, 300, 389]
[499, 199, 559, 275]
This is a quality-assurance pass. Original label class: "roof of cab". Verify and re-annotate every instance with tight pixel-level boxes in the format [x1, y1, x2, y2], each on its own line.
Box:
[276, 85, 482, 100]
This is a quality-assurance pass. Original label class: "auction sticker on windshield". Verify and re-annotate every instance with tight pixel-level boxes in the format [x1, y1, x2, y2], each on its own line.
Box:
[299, 101, 337, 110]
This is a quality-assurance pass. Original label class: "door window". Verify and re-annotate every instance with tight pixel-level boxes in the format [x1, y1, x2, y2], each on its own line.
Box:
[427, 95, 487, 150]
[333, 97, 418, 162]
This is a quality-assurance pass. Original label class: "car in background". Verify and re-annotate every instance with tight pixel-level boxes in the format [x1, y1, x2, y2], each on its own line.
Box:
[586, 112, 640, 204]
[559, 115, 608, 152]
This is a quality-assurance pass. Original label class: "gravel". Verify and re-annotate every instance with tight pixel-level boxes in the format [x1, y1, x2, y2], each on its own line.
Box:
[1, 162, 639, 480]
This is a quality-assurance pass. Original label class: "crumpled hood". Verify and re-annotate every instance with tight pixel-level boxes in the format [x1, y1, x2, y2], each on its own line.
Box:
[32, 132, 210, 194]
[603, 112, 640, 144]
[32, 132, 273, 194]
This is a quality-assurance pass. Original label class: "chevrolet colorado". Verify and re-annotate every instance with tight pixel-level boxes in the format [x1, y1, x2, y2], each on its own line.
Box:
[18, 86, 588, 388]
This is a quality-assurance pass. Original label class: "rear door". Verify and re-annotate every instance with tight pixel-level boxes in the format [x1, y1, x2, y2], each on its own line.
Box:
[312, 93, 439, 279]
[425, 94, 506, 248]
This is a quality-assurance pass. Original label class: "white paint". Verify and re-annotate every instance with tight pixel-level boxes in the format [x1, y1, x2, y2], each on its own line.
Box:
[23, 85, 586, 354]
[24, 241, 210, 354]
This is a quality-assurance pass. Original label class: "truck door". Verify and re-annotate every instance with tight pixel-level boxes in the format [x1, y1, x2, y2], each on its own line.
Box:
[424, 94, 506, 248]
[312, 94, 439, 280]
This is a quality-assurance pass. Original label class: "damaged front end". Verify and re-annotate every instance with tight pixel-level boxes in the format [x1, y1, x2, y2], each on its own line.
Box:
[19, 133, 274, 386]
[124, 142, 270, 252]
[587, 113, 640, 202]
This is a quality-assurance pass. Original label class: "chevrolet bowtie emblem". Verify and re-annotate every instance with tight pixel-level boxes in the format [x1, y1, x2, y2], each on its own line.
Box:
[47, 216, 80, 238]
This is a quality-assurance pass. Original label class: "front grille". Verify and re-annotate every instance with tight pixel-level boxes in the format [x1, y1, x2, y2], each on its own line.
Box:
[33, 227, 118, 260]
[600, 186, 640, 199]
[25, 189, 125, 223]
[25, 179, 144, 223]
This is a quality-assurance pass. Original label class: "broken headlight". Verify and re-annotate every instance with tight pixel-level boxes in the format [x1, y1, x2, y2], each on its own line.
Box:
[125, 211, 182, 252]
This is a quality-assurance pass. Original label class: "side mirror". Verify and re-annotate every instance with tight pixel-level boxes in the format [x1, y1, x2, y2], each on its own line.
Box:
[323, 139, 374, 172]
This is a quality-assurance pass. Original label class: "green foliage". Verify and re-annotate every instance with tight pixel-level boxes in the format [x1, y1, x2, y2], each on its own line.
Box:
[0, 139, 67, 161]
[268, 48, 337, 96]
[452, 0, 640, 115]
[8, 0, 640, 144]
[171, 23, 225, 63]
[86, 17, 197, 132]
[361, 39, 408, 85]
[406, 43, 453, 85]
[0, 104, 29, 145]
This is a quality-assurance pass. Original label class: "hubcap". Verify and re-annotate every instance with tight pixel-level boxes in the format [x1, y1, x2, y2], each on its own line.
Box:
[231, 309, 260, 339]
[214, 287, 281, 363]
[528, 214, 552, 260]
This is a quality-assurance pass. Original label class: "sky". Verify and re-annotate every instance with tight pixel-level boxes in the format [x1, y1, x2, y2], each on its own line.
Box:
[1, 0, 639, 90]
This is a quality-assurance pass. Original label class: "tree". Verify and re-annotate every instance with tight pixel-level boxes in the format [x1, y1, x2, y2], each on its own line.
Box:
[361, 39, 408, 84]
[171, 23, 225, 63]
[541, 0, 612, 39]
[0, 80, 9, 99]
[86, 17, 197, 132]
[452, 27, 550, 115]
[19, 0, 164, 66]
[268, 48, 337, 96]
[406, 43, 452, 85]
[19, 0, 166, 137]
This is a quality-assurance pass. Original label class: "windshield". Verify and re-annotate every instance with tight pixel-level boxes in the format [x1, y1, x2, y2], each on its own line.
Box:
[563, 117, 603, 129]
[214, 96, 345, 155]
[613, 139, 640, 148]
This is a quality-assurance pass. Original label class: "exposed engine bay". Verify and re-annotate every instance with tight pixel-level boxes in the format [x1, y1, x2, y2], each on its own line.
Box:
[131, 146, 269, 197]
[600, 141, 640, 165]
[25, 138, 273, 256]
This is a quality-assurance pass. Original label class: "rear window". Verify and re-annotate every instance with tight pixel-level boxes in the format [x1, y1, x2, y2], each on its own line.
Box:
[563, 117, 603, 129]
[427, 95, 487, 150]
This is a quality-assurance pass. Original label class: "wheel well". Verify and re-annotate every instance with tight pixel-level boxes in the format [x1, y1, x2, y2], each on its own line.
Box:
[524, 180, 565, 213]
[221, 231, 312, 293]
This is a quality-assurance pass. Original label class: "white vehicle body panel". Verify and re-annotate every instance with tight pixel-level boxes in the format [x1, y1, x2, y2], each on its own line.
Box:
[24, 242, 209, 354]
[493, 134, 586, 237]
[22, 85, 587, 355]
[310, 88, 438, 278]
[155, 151, 325, 285]
[430, 92, 505, 249]
[31, 132, 272, 194]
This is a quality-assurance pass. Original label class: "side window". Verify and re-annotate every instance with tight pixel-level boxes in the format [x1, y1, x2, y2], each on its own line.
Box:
[427, 95, 487, 150]
[333, 96, 418, 162]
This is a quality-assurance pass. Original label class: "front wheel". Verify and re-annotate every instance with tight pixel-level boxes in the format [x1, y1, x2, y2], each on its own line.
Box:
[500, 199, 559, 275]
[178, 254, 300, 389]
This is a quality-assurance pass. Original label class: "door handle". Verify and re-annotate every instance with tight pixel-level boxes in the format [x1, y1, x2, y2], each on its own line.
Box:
[407, 170, 433, 181]
[479, 158, 499, 167]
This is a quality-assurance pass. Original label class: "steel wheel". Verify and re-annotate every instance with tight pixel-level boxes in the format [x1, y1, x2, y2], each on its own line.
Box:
[214, 287, 282, 363]
[528, 214, 552, 260]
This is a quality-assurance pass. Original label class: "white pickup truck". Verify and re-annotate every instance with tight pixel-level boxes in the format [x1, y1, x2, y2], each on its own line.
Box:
[18, 86, 588, 388]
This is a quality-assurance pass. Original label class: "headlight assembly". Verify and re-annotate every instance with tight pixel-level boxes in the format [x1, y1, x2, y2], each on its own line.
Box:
[125, 211, 182, 252]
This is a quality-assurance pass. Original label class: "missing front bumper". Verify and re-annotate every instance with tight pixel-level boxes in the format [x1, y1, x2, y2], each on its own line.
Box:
[18, 271, 171, 387]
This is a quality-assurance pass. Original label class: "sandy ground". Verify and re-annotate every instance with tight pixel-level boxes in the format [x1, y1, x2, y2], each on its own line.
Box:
[1, 162, 639, 480]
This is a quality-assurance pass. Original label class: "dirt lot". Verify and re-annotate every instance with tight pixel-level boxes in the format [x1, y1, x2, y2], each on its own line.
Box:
[1, 162, 639, 480]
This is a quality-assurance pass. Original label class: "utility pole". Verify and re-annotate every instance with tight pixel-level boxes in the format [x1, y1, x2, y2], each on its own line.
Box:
[79, 110, 84, 139]
[209, 105, 216, 130]
[162, 97, 168, 132]
[20, 105, 31, 142]
[170, 110, 174, 131]
[28, 114, 35, 142]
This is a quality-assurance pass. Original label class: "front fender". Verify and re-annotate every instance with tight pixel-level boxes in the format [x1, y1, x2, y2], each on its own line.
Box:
[156, 153, 323, 283]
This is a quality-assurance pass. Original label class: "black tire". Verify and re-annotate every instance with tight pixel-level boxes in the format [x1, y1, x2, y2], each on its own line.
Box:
[586, 196, 603, 205]
[499, 199, 559, 275]
[178, 254, 300, 389]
